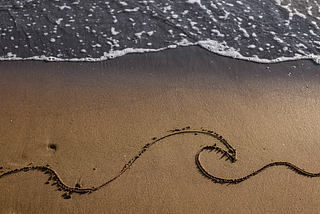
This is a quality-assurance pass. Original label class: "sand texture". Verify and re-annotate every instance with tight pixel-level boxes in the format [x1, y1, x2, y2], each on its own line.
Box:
[1, 47, 320, 213]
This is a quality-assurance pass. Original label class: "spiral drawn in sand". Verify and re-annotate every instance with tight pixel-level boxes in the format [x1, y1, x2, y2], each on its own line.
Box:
[0, 127, 319, 199]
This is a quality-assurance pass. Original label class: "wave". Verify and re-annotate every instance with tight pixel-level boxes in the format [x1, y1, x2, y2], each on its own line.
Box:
[0, 0, 320, 64]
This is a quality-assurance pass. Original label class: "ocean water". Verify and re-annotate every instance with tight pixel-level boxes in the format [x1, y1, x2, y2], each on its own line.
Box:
[0, 0, 320, 64]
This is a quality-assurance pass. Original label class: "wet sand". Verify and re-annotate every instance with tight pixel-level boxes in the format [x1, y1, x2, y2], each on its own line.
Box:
[1, 46, 320, 213]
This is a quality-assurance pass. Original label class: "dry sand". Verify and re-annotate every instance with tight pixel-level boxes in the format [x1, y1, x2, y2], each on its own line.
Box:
[1, 46, 320, 213]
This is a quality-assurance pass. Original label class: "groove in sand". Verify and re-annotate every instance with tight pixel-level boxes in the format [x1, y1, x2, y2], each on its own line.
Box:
[1, 127, 319, 199]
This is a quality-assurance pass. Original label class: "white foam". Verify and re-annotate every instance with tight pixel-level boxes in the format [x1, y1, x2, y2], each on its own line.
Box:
[59, 3, 71, 10]
[124, 7, 139, 12]
[55, 18, 63, 25]
[172, 14, 179, 19]
[135, 31, 145, 38]
[239, 27, 250, 38]
[186, 0, 202, 6]
[119, 1, 128, 6]
[147, 31, 154, 36]
[1, 0, 320, 66]
[296, 43, 308, 49]
[111, 27, 120, 35]
[211, 29, 225, 37]
[1, 39, 310, 65]
[198, 39, 320, 64]
[311, 21, 320, 29]
[273, 36, 284, 43]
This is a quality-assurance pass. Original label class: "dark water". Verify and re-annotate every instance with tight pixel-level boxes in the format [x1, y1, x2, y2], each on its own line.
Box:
[0, 0, 320, 63]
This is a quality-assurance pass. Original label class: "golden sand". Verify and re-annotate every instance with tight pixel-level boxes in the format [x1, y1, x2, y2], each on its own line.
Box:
[1, 47, 320, 213]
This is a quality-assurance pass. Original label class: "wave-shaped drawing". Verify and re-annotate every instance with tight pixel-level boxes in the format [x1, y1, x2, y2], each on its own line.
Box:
[0, 127, 319, 199]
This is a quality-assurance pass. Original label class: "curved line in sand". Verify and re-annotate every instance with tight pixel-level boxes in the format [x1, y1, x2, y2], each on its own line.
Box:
[0, 127, 319, 199]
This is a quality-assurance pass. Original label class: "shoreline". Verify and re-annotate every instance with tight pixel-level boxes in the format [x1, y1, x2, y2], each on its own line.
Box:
[1, 44, 320, 65]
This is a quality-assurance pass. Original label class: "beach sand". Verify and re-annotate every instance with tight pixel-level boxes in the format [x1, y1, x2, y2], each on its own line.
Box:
[1, 46, 320, 213]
